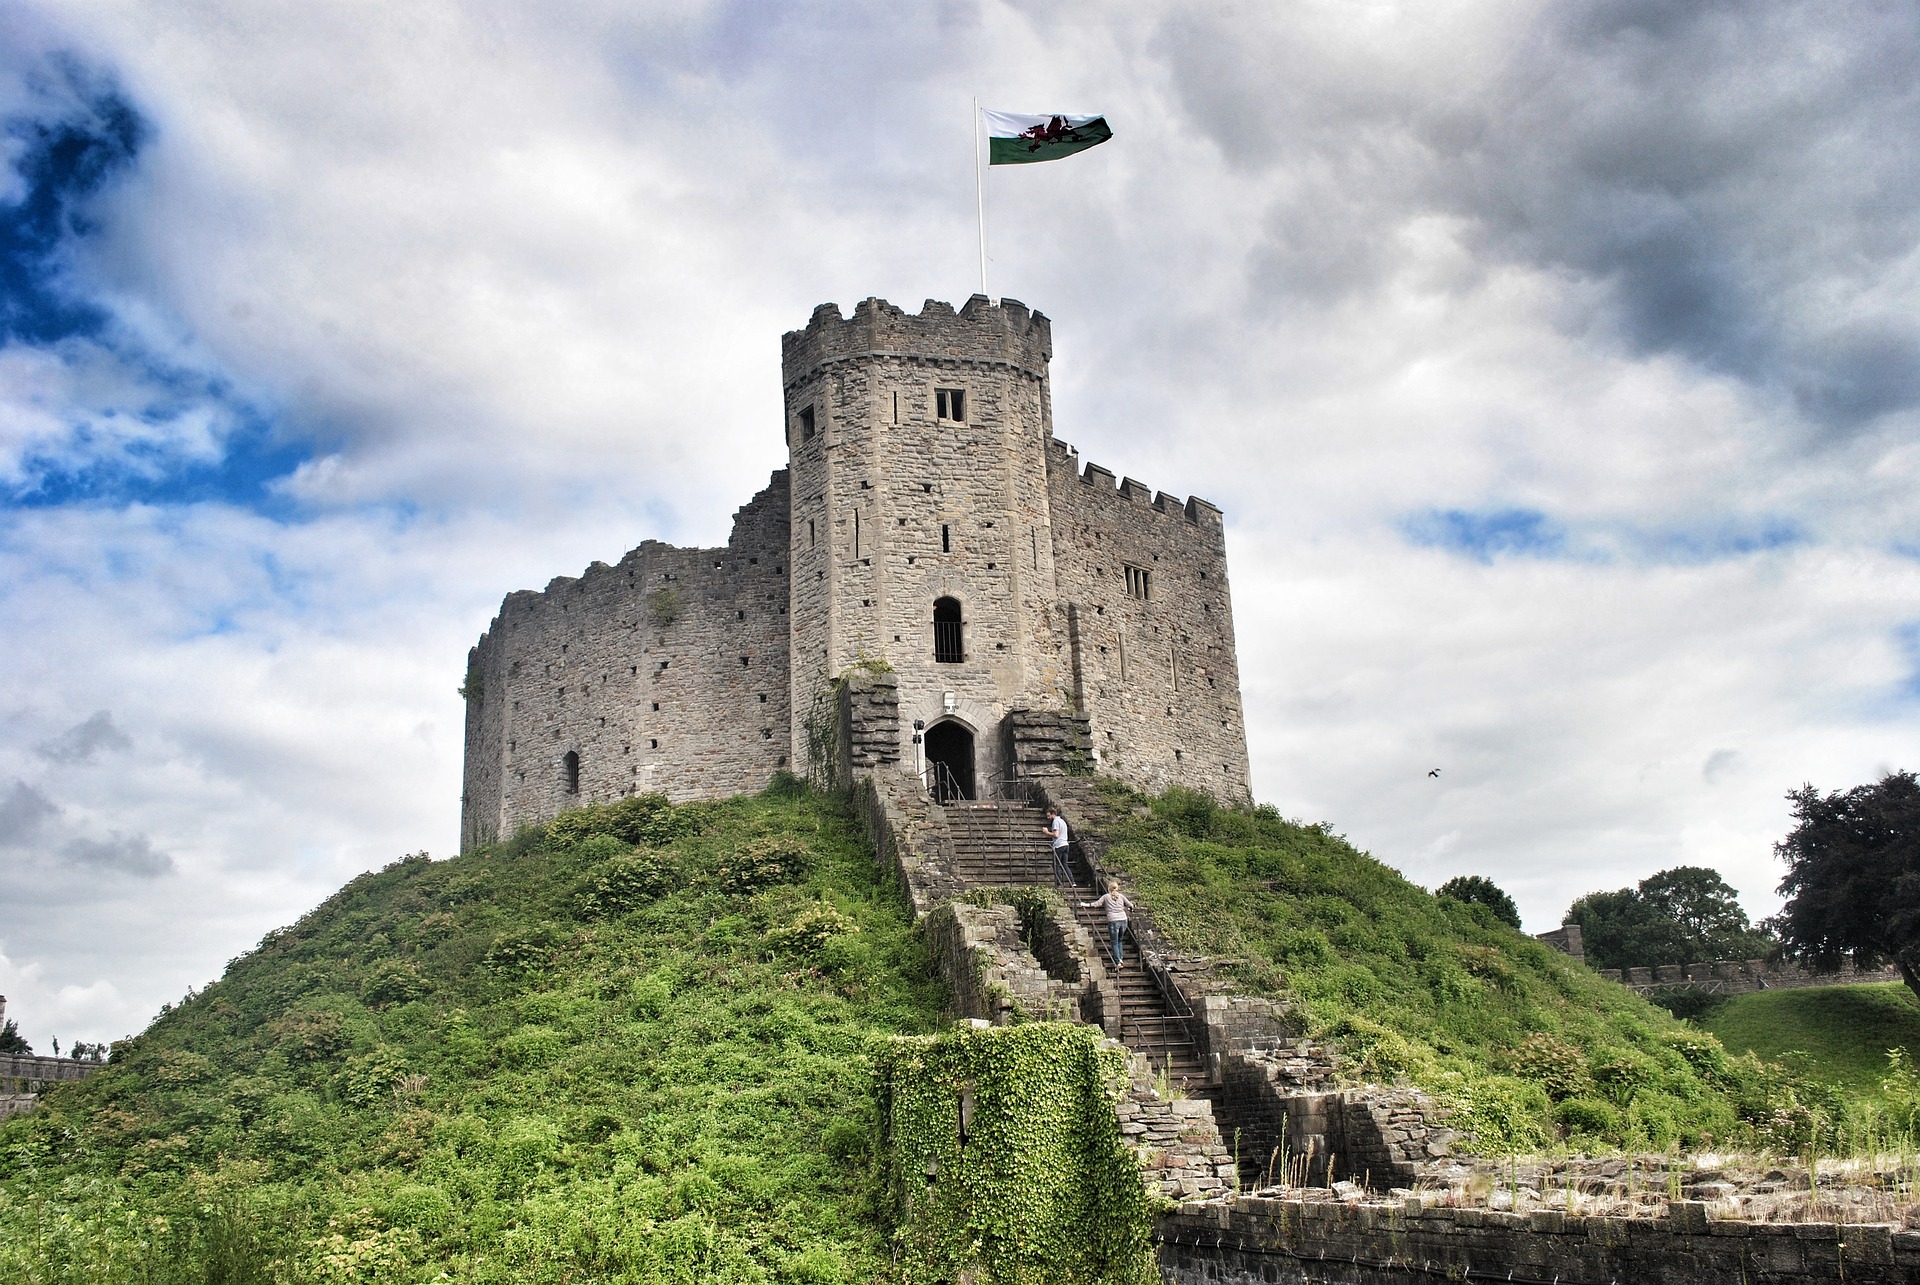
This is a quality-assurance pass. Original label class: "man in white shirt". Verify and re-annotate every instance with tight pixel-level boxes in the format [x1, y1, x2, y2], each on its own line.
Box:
[1044, 807, 1072, 885]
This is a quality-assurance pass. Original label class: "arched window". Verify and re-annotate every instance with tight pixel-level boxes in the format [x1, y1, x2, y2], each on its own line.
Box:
[562, 750, 581, 794]
[933, 597, 964, 664]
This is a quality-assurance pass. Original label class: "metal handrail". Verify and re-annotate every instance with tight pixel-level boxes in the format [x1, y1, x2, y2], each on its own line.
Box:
[927, 760, 968, 805]
[1065, 823, 1202, 1044]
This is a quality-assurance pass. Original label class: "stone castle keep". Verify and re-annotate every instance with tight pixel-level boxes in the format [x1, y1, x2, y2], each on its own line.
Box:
[460, 295, 1250, 848]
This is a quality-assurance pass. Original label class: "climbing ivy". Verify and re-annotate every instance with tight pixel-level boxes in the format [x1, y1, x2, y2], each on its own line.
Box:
[875, 1023, 1159, 1285]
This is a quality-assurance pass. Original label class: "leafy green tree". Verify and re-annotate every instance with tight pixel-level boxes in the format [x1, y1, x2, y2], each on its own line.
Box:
[1772, 770, 1920, 1003]
[1568, 865, 1772, 971]
[0, 1018, 29, 1055]
[1436, 875, 1522, 928]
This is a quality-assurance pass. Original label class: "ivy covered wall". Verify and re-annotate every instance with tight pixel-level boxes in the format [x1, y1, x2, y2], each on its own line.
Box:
[876, 1024, 1159, 1285]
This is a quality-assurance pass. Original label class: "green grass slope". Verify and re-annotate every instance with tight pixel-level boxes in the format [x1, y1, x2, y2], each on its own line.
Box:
[1694, 984, 1920, 1101]
[1095, 786, 1808, 1153]
[0, 783, 945, 1284]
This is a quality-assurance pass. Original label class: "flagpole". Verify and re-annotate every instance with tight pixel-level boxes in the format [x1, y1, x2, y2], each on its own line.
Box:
[973, 97, 989, 299]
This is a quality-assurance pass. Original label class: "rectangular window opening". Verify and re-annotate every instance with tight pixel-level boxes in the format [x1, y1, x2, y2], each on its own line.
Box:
[935, 388, 966, 422]
[1124, 564, 1152, 600]
[941, 524, 951, 553]
[798, 405, 816, 441]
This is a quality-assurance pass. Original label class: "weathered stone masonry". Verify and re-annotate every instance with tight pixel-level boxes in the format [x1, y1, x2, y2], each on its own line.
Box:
[462, 295, 1252, 846]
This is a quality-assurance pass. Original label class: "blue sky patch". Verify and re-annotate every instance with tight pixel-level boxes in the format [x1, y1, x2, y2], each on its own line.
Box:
[1, 55, 144, 345]
[0, 52, 316, 516]
[1402, 507, 1570, 563]
[1403, 506, 1808, 567]
[5, 414, 311, 516]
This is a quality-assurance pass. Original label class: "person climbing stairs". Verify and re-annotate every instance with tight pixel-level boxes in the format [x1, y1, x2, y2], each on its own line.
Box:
[936, 800, 1208, 1086]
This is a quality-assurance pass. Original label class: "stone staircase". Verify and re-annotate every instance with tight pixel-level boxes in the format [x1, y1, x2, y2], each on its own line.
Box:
[1066, 895, 1208, 1089]
[941, 802, 1062, 887]
[939, 801, 1207, 1086]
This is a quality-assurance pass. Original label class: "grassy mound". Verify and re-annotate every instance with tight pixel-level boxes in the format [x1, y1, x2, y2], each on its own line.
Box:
[0, 783, 945, 1283]
[1094, 785, 1816, 1154]
[1693, 984, 1920, 1102]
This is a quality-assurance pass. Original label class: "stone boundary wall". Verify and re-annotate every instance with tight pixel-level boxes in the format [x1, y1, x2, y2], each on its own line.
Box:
[1531, 923, 1583, 963]
[848, 773, 963, 919]
[1599, 957, 1904, 995]
[0, 1053, 103, 1119]
[1156, 1193, 1920, 1284]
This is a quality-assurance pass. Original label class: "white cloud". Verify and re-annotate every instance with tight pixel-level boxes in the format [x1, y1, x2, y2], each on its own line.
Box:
[0, 0, 1916, 1042]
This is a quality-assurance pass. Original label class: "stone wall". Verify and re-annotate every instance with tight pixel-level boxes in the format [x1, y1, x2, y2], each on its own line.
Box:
[1600, 957, 1904, 995]
[1121, 1057, 1240, 1203]
[0, 1052, 102, 1119]
[1156, 1193, 1920, 1284]
[460, 476, 793, 846]
[835, 666, 900, 775]
[1046, 437, 1251, 800]
[1532, 923, 1584, 963]
[923, 899, 1087, 1024]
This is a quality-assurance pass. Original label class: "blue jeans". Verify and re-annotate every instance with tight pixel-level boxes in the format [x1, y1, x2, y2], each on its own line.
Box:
[1109, 919, 1127, 964]
[1052, 844, 1073, 885]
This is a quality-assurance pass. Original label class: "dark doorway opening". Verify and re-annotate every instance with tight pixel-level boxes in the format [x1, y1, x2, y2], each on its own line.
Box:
[933, 596, 964, 664]
[562, 750, 581, 794]
[924, 721, 975, 802]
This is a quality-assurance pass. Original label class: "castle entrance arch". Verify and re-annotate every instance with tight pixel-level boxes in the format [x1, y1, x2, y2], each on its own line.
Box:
[924, 719, 975, 802]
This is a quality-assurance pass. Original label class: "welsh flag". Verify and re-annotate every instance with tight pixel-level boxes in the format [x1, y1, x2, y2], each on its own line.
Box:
[984, 111, 1113, 165]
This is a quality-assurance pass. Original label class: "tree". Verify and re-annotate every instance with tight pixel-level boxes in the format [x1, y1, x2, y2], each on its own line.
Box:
[1566, 865, 1773, 971]
[0, 1018, 30, 1055]
[1772, 770, 1920, 1004]
[1437, 875, 1522, 929]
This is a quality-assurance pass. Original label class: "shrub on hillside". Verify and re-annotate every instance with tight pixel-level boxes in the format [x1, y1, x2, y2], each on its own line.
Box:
[360, 960, 428, 1007]
[481, 924, 567, 973]
[1502, 1033, 1591, 1101]
[766, 902, 858, 961]
[575, 851, 672, 917]
[546, 793, 697, 849]
[716, 837, 808, 894]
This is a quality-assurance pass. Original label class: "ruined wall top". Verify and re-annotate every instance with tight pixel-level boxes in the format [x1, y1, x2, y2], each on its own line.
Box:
[781, 295, 1052, 388]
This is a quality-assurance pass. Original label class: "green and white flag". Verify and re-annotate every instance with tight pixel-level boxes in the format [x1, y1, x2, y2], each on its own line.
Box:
[984, 111, 1113, 165]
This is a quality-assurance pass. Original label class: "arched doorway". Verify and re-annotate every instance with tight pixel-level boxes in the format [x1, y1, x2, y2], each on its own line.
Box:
[924, 720, 975, 802]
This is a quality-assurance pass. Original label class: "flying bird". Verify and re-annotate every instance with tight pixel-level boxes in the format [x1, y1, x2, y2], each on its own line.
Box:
[1428, 768, 1441, 778]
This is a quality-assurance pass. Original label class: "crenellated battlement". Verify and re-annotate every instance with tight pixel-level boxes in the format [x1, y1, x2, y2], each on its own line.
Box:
[1048, 438, 1223, 530]
[781, 294, 1052, 388]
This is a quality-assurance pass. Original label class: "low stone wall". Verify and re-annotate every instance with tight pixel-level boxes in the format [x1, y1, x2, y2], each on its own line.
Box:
[1156, 1194, 1920, 1284]
[849, 773, 964, 918]
[836, 668, 900, 773]
[1003, 707, 1093, 778]
[1600, 957, 1904, 995]
[1121, 1057, 1239, 1203]
[0, 1053, 103, 1118]
[924, 900, 1086, 1024]
[1532, 923, 1584, 963]
[1215, 1046, 1455, 1191]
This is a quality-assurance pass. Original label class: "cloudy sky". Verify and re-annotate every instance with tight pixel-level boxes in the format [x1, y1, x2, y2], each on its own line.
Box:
[2, 0, 1917, 1048]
